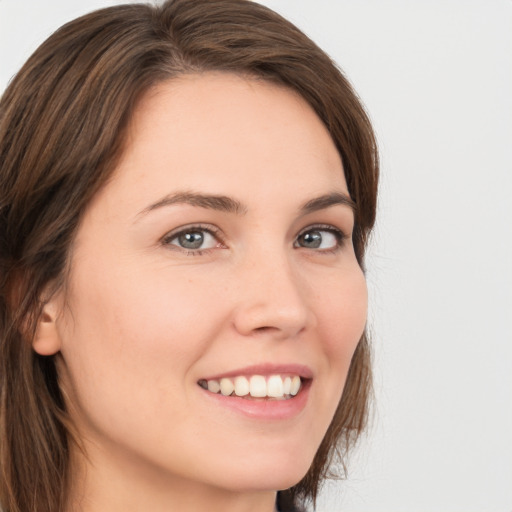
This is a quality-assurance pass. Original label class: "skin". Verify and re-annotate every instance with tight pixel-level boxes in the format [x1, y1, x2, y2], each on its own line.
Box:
[35, 73, 368, 512]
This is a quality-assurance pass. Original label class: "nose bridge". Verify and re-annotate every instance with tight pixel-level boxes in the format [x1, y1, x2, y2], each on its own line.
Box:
[232, 242, 313, 338]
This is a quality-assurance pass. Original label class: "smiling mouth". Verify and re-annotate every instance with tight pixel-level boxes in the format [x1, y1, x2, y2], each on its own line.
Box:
[198, 374, 304, 401]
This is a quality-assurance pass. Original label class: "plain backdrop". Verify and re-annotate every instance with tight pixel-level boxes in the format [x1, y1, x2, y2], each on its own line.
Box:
[1, 1, 511, 511]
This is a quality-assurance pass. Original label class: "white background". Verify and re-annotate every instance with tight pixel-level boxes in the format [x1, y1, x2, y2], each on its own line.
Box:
[1, 1, 511, 511]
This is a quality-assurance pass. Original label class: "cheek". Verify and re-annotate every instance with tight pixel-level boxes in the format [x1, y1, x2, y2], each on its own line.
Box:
[57, 260, 224, 420]
[56, 268, 234, 476]
[64, 257, 220, 350]
[316, 265, 368, 361]
[308, 262, 368, 434]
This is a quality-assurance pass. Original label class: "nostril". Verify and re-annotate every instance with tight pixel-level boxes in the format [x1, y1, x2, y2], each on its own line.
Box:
[254, 326, 273, 333]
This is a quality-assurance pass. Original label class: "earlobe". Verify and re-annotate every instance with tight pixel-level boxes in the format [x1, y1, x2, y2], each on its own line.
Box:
[32, 301, 62, 356]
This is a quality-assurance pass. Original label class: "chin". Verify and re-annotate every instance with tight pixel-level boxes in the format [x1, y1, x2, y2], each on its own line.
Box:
[209, 450, 313, 493]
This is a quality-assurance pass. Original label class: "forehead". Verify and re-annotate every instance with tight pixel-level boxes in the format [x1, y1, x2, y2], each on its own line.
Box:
[96, 73, 347, 214]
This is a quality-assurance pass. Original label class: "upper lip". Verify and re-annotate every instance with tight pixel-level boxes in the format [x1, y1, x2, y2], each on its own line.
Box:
[200, 363, 314, 381]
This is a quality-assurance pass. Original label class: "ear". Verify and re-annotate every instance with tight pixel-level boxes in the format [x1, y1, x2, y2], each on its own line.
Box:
[32, 296, 62, 356]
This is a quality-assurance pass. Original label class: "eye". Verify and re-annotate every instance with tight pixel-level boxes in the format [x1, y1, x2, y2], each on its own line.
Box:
[295, 226, 345, 251]
[162, 225, 222, 253]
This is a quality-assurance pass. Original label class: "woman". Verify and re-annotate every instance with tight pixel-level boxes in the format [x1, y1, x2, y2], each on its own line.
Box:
[0, 1, 378, 511]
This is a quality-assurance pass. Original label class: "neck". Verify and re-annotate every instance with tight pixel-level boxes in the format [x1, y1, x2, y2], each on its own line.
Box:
[66, 440, 278, 512]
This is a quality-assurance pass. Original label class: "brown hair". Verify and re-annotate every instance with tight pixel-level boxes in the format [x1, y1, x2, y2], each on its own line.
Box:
[0, 1, 378, 511]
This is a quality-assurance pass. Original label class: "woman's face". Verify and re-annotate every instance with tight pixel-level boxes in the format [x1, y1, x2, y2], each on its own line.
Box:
[50, 74, 367, 495]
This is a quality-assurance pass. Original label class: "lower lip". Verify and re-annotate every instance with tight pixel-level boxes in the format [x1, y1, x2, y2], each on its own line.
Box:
[200, 380, 311, 420]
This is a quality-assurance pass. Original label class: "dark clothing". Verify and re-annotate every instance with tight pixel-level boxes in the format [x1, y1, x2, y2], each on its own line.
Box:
[276, 491, 306, 512]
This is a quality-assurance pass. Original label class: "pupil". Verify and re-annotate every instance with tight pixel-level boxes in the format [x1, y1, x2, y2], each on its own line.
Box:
[179, 232, 204, 249]
[301, 231, 321, 248]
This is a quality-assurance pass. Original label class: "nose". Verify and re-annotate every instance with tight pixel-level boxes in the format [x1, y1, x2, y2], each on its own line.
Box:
[231, 252, 315, 340]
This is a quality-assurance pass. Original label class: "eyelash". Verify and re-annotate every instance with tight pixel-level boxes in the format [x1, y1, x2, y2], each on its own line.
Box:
[161, 224, 224, 256]
[295, 224, 347, 254]
[161, 223, 348, 256]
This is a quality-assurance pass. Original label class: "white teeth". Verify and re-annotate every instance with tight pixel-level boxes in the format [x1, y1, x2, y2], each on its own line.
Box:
[234, 376, 249, 396]
[249, 375, 267, 397]
[290, 376, 301, 396]
[283, 376, 292, 395]
[267, 375, 284, 398]
[201, 374, 303, 399]
[220, 378, 234, 396]
[207, 380, 220, 393]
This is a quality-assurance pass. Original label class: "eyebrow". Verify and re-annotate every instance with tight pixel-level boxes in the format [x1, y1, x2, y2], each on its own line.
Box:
[300, 192, 356, 215]
[137, 191, 248, 217]
[136, 189, 355, 219]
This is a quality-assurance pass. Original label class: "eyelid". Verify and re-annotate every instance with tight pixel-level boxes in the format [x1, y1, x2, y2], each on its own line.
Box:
[296, 223, 347, 238]
[160, 223, 225, 250]
[294, 223, 348, 250]
[159, 222, 349, 255]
